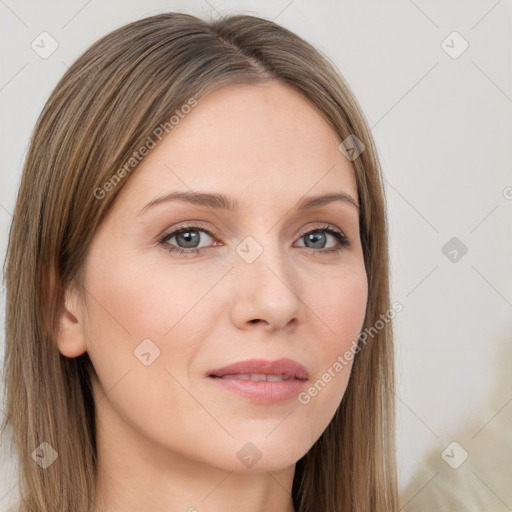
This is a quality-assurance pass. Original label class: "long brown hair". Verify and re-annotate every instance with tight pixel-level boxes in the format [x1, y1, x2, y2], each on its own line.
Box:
[1, 12, 401, 511]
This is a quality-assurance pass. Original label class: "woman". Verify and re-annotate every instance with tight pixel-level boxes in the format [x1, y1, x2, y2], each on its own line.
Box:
[1, 12, 401, 512]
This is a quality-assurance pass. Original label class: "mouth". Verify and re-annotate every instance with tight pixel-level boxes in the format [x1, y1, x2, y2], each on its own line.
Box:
[207, 357, 309, 380]
[207, 358, 309, 404]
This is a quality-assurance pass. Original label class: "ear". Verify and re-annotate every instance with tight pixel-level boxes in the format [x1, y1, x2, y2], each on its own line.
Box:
[55, 281, 88, 358]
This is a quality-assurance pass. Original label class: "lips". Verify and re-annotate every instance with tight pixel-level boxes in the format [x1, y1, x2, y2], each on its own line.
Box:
[207, 358, 310, 404]
[208, 358, 309, 381]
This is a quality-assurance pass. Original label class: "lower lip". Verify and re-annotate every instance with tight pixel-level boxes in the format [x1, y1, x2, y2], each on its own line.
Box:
[208, 376, 308, 404]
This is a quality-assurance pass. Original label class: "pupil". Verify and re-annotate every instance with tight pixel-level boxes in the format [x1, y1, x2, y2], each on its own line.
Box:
[177, 230, 199, 248]
[307, 232, 325, 249]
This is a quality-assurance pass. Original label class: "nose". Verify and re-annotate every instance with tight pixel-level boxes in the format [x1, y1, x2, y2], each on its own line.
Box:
[229, 239, 303, 332]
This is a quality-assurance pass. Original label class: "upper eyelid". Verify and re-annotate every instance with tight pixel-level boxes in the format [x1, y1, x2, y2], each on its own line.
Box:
[159, 222, 216, 239]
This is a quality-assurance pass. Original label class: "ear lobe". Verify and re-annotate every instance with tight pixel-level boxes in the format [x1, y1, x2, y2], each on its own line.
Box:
[55, 284, 87, 358]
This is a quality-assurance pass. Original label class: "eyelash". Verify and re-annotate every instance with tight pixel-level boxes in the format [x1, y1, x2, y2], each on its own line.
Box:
[157, 223, 351, 257]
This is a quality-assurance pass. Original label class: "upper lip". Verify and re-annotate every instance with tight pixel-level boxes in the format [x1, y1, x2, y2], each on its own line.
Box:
[208, 358, 309, 380]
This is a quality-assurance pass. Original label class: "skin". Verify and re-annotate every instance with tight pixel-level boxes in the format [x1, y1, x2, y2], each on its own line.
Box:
[57, 81, 368, 512]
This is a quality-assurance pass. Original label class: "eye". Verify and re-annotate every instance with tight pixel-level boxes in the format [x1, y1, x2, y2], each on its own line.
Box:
[295, 225, 350, 254]
[158, 223, 350, 256]
[158, 224, 218, 256]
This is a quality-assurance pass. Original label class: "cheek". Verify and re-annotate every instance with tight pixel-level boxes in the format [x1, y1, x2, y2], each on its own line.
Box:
[81, 252, 225, 399]
[81, 258, 202, 439]
[311, 264, 368, 351]
[85, 250, 218, 339]
[297, 265, 368, 417]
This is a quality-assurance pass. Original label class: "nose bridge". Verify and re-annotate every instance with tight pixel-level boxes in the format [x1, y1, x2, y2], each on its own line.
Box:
[229, 228, 302, 329]
[235, 227, 289, 283]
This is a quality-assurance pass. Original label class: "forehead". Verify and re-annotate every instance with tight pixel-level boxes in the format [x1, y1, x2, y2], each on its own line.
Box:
[114, 81, 358, 214]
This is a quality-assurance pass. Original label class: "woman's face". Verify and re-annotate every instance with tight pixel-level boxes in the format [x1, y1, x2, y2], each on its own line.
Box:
[68, 81, 368, 474]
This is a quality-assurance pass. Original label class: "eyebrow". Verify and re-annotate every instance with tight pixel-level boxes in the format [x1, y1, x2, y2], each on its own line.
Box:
[137, 190, 359, 216]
